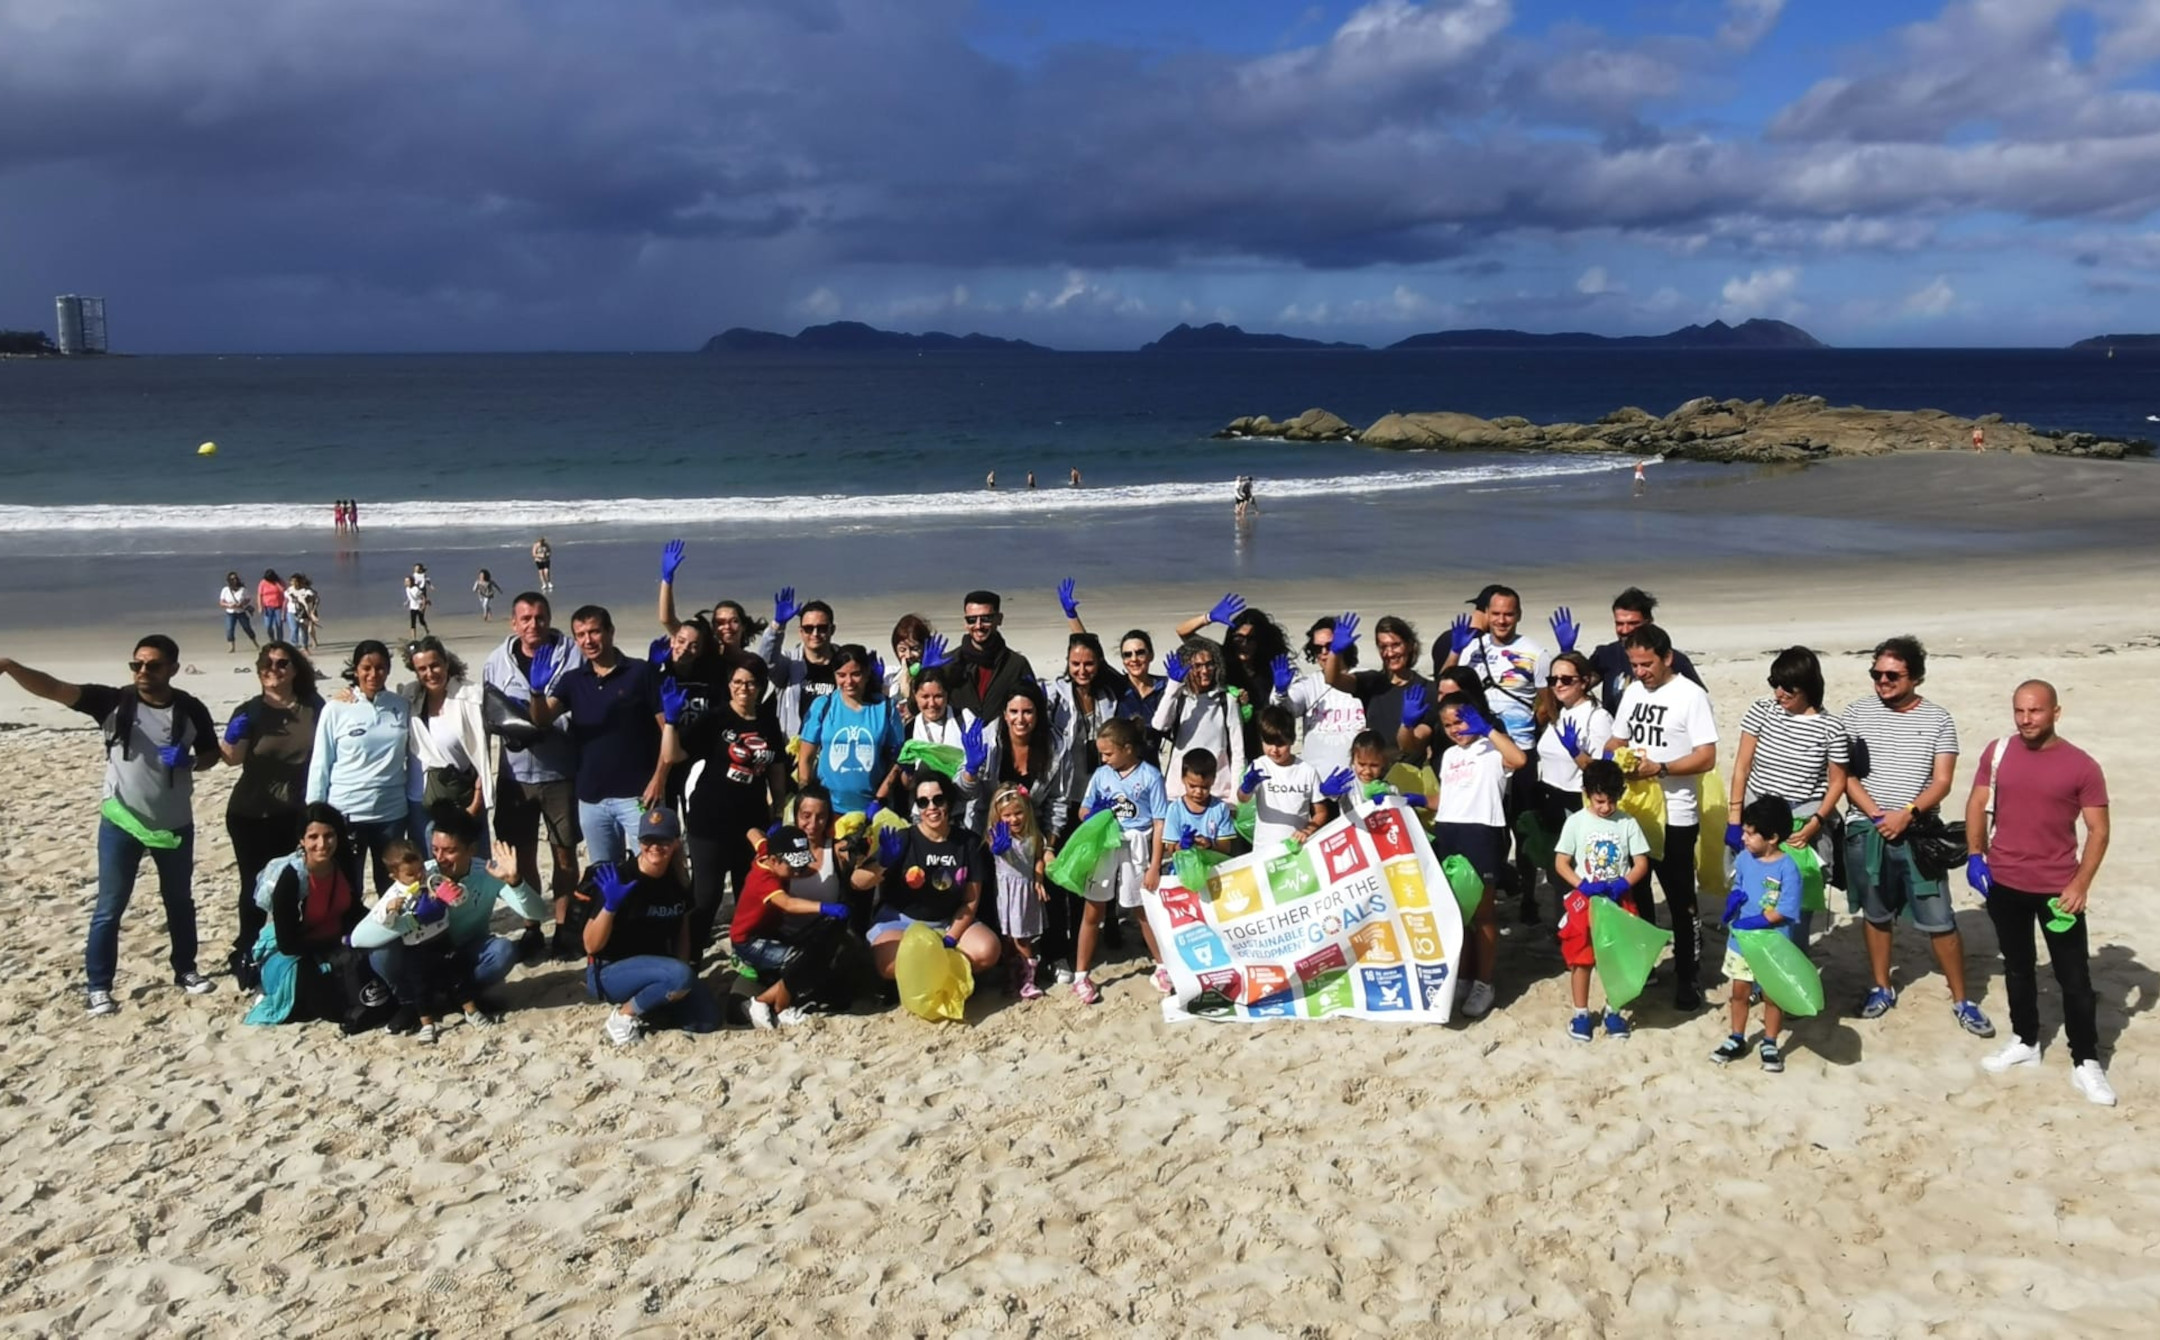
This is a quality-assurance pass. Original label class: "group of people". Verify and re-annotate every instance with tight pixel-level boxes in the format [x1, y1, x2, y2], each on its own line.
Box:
[332, 499, 361, 533]
[3, 554, 2117, 1104]
[219, 570, 322, 653]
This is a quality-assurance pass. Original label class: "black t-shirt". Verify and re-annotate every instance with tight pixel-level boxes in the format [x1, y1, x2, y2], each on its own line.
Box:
[582, 860, 691, 963]
[1347, 670, 1430, 748]
[660, 666, 717, 807]
[680, 702, 784, 838]
[876, 825, 991, 923]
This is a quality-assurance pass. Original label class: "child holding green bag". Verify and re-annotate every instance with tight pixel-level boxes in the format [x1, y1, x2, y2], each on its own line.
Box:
[1714, 796, 1804, 1072]
[1554, 759, 1653, 1042]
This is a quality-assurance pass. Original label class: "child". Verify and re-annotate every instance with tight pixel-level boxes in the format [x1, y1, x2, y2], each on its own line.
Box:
[1335, 729, 1434, 827]
[1553, 759, 1653, 1042]
[732, 825, 852, 1030]
[1147, 749, 1245, 995]
[1237, 705, 1331, 853]
[987, 786, 1050, 999]
[367, 840, 464, 1041]
[473, 569, 501, 622]
[1431, 694, 1529, 1020]
[1072, 717, 1165, 1004]
[1714, 796, 1804, 1072]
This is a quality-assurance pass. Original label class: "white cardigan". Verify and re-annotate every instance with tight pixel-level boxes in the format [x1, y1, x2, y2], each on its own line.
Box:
[402, 679, 499, 812]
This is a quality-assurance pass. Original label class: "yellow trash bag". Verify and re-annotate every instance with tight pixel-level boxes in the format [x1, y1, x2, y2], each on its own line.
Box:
[895, 922, 973, 1021]
[1612, 747, 1668, 859]
[1696, 771, 1729, 895]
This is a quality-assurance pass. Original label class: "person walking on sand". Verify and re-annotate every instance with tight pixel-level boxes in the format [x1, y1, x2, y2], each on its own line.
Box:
[1, 637, 221, 1015]
[474, 569, 501, 621]
[220, 571, 259, 653]
[531, 536, 554, 593]
[403, 574, 432, 637]
[1966, 680, 2114, 1105]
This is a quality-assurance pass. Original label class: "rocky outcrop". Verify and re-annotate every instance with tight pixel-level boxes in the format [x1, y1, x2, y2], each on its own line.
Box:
[1216, 394, 2153, 461]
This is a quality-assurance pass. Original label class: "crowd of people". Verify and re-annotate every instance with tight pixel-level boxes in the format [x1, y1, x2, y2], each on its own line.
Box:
[0, 551, 2118, 1104]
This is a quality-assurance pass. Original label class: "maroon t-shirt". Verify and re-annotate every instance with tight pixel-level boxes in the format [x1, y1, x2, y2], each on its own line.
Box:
[1975, 737, 2108, 893]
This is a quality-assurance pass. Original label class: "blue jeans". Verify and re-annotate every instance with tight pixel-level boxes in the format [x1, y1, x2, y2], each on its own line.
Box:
[370, 934, 521, 1008]
[586, 956, 721, 1032]
[224, 611, 256, 645]
[578, 796, 646, 866]
[89, 817, 198, 992]
[262, 609, 288, 643]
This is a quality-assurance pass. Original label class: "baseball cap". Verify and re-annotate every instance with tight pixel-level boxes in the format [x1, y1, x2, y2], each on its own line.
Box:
[1466, 583, 1505, 609]
[766, 825, 813, 871]
[638, 808, 682, 843]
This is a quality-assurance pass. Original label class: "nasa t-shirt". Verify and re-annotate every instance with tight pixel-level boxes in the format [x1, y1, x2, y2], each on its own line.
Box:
[878, 826, 991, 923]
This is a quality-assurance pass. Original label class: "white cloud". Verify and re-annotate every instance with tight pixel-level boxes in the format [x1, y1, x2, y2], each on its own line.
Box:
[1719, 266, 1802, 318]
[1898, 275, 1957, 317]
[1717, 0, 1786, 51]
[1575, 265, 1620, 295]
[1021, 269, 1147, 317]
[795, 285, 842, 319]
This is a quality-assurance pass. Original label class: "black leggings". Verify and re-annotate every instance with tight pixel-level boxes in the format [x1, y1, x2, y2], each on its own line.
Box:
[1990, 884, 2099, 1064]
[408, 608, 431, 634]
[688, 832, 756, 953]
[226, 809, 304, 957]
[1639, 822, 1701, 988]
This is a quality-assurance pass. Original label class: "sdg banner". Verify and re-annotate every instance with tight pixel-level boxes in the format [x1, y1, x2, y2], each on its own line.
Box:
[1144, 798, 1466, 1023]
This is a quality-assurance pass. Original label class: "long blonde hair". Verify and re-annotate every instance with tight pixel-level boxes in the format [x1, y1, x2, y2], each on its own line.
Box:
[989, 786, 1041, 847]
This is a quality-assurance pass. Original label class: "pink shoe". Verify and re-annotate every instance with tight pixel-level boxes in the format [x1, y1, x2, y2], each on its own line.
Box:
[1151, 966, 1174, 994]
[1072, 976, 1101, 1005]
[1018, 958, 1045, 1001]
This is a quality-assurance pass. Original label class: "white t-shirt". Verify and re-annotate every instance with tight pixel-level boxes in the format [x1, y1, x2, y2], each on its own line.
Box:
[219, 585, 250, 614]
[1249, 756, 1323, 849]
[1461, 633, 1548, 746]
[1612, 674, 1720, 826]
[1535, 700, 1616, 792]
[1282, 676, 1366, 777]
[403, 582, 429, 612]
[1436, 736, 1512, 827]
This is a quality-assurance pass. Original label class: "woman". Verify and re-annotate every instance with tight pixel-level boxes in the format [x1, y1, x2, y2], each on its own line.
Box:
[307, 640, 411, 894]
[1175, 604, 1289, 756]
[286, 574, 320, 650]
[665, 649, 788, 953]
[219, 571, 259, 653]
[966, 681, 1057, 836]
[886, 613, 934, 719]
[220, 641, 324, 985]
[257, 570, 288, 644]
[401, 637, 494, 850]
[656, 617, 720, 809]
[1150, 640, 1248, 802]
[579, 810, 720, 1045]
[730, 790, 861, 1024]
[796, 644, 903, 816]
[243, 803, 370, 1027]
[403, 574, 432, 636]
[1531, 649, 1614, 871]
[1728, 645, 1850, 946]
[1319, 614, 1429, 767]
[867, 771, 1001, 981]
[473, 569, 501, 621]
[1281, 616, 1368, 778]
[1040, 633, 1117, 969]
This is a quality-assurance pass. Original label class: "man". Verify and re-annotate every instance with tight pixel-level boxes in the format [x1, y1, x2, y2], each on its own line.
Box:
[1965, 681, 2112, 1104]
[1588, 587, 1703, 715]
[755, 588, 838, 738]
[1840, 636, 1993, 1037]
[950, 589, 1036, 721]
[482, 592, 586, 957]
[1602, 623, 1719, 1010]
[2, 637, 220, 1015]
[1443, 585, 1549, 919]
[530, 605, 668, 866]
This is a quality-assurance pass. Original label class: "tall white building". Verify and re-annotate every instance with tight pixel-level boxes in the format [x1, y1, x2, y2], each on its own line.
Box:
[54, 295, 108, 355]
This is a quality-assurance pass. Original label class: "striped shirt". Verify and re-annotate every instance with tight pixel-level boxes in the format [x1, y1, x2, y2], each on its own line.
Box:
[1839, 696, 1958, 814]
[1737, 699, 1849, 810]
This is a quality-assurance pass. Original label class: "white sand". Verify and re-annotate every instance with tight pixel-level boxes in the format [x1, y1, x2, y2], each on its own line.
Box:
[4, 545, 2160, 1333]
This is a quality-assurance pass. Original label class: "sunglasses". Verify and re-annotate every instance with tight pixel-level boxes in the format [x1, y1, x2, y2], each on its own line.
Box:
[800, 622, 833, 634]
[263, 659, 294, 671]
[1121, 648, 1151, 660]
[1304, 643, 1332, 662]
[1550, 674, 1582, 685]
[1868, 670, 1908, 683]
[127, 660, 170, 673]
[913, 795, 949, 809]
[1768, 679, 1801, 692]
[964, 614, 999, 625]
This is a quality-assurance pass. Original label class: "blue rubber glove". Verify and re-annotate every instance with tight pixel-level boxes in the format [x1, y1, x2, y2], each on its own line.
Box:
[1319, 767, 1356, 799]
[942, 935, 958, 949]
[1400, 681, 1430, 726]
[527, 639, 559, 694]
[1240, 763, 1263, 796]
[594, 864, 633, 914]
[1449, 613, 1477, 654]
[1549, 606, 1579, 653]
[659, 539, 686, 584]
[1731, 913, 1775, 932]
[818, 902, 850, 920]
[990, 821, 1013, 856]
[1598, 881, 1630, 902]
[962, 718, 989, 776]
[222, 713, 251, 746]
[1399, 793, 1432, 808]
[1720, 890, 1748, 927]
[1057, 577, 1080, 620]
[409, 889, 450, 925]
[1454, 704, 1495, 739]
[1178, 827, 1196, 851]
[1966, 854, 1992, 899]
[868, 652, 887, 688]
[864, 800, 882, 824]
[1164, 652, 1187, 684]
[1330, 612, 1360, 654]
[921, 634, 952, 669]
[772, 586, 799, 626]
[660, 679, 689, 725]
[1575, 879, 1608, 899]
[1555, 718, 1582, 759]
[877, 829, 907, 867]
[648, 636, 671, 667]
[158, 743, 188, 769]
[1271, 653, 1293, 694]
[1207, 592, 1246, 627]
[1724, 822, 1745, 853]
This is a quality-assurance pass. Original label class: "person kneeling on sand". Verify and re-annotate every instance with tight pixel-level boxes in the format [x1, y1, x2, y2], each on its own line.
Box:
[732, 822, 858, 1029]
[866, 770, 1001, 987]
[575, 807, 721, 1046]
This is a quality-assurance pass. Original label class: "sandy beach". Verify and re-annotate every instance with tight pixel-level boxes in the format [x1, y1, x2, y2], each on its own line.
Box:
[5, 453, 2160, 1334]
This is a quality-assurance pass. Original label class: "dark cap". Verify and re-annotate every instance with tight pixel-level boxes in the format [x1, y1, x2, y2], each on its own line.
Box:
[638, 808, 682, 843]
[766, 825, 813, 871]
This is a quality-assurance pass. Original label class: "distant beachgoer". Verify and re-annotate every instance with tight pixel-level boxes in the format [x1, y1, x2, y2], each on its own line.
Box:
[1233, 475, 1256, 519]
[220, 572, 259, 653]
[1632, 461, 1649, 496]
[349, 500, 361, 530]
[287, 574, 320, 650]
[1972, 426, 1985, 451]
[532, 536, 553, 593]
[333, 501, 344, 532]
[985, 471, 997, 491]
[1026, 472, 1037, 490]
[474, 569, 501, 621]
[1069, 467, 1081, 488]
[258, 570, 288, 643]
[403, 575, 432, 636]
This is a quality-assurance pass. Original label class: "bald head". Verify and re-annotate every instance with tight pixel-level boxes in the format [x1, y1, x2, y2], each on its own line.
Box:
[2014, 679, 2058, 709]
[2012, 680, 2061, 748]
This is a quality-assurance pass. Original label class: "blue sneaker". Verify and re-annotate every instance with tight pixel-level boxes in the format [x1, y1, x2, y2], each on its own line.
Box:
[1602, 1011, 1631, 1040]
[1567, 1012, 1595, 1043]
[1858, 986, 1898, 1019]
[1952, 1000, 1996, 1038]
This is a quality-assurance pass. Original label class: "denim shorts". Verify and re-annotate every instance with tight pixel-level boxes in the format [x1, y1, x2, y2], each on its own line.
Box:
[1844, 818, 1955, 934]
[868, 910, 949, 944]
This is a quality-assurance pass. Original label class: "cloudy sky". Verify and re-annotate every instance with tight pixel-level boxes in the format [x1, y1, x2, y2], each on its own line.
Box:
[5, 0, 2159, 351]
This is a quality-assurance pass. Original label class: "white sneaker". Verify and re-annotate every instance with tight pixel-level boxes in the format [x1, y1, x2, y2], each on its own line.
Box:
[1462, 980, 1496, 1019]
[1054, 965, 1075, 987]
[776, 1007, 810, 1027]
[85, 989, 118, 1018]
[2072, 1061, 2118, 1107]
[415, 1021, 440, 1046]
[1981, 1040, 2042, 1073]
[603, 1010, 643, 1047]
[746, 1000, 776, 1031]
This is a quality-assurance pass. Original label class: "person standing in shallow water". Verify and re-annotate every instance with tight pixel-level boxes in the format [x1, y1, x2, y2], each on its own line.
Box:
[531, 536, 553, 593]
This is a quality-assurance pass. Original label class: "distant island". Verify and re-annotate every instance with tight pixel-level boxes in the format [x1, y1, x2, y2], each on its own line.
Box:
[1140, 322, 1367, 352]
[0, 330, 57, 356]
[1389, 318, 1824, 351]
[700, 321, 1052, 354]
[2070, 334, 2160, 351]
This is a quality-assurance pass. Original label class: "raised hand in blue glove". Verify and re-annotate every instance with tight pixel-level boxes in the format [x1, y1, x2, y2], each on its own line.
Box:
[877, 828, 907, 868]
[1966, 854, 1992, 898]
[1240, 763, 1264, 796]
[1549, 606, 1579, 653]
[222, 713, 251, 746]
[1731, 913, 1776, 932]
[157, 743, 189, 769]
[1178, 827, 1196, 851]
[868, 652, 887, 688]
[659, 539, 686, 584]
[962, 718, 989, 776]
[1319, 767, 1357, 799]
[1329, 612, 1360, 654]
[1164, 652, 1187, 684]
[527, 639, 559, 695]
[593, 864, 633, 913]
[1453, 704, 1495, 739]
[1057, 577, 1080, 620]
[990, 821, 1013, 856]
[1271, 653, 1293, 694]
[1720, 890, 1748, 927]
[1724, 822, 1745, 852]
[1400, 681, 1431, 726]
[772, 586, 799, 626]
[921, 634, 952, 669]
[1449, 613, 1477, 655]
[648, 636, 671, 666]
[660, 679, 689, 725]
[1207, 592, 1246, 627]
[818, 902, 850, 920]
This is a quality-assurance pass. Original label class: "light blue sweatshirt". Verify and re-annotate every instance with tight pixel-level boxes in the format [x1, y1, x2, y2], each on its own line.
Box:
[306, 690, 411, 824]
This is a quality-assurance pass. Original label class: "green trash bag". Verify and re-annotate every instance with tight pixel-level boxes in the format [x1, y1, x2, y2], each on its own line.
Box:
[897, 739, 965, 780]
[1048, 810, 1123, 889]
[1234, 800, 1256, 845]
[1732, 928, 1824, 1017]
[1172, 845, 1229, 891]
[1441, 855, 1485, 923]
[895, 922, 973, 1021]
[1784, 840, 1827, 913]
[1589, 897, 1673, 1008]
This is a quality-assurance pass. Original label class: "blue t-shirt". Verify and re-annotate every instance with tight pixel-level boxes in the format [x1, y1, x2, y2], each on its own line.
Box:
[802, 694, 903, 815]
[1161, 796, 1238, 849]
[1082, 761, 1165, 832]
[1731, 849, 1804, 942]
[554, 658, 662, 804]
